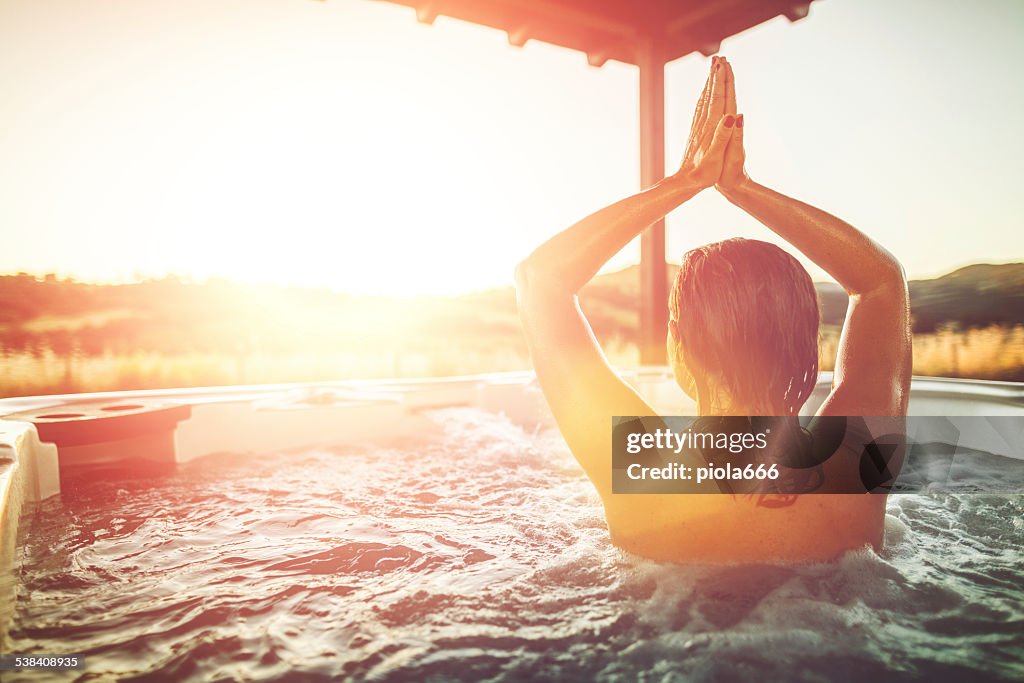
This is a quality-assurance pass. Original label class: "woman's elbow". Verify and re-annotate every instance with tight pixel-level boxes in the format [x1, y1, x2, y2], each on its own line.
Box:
[880, 257, 908, 296]
[514, 259, 575, 318]
[513, 259, 532, 293]
[514, 259, 542, 314]
[515, 258, 563, 300]
[862, 251, 907, 299]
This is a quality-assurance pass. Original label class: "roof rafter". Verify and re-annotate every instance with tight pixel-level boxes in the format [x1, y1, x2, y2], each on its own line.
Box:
[376, 0, 816, 66]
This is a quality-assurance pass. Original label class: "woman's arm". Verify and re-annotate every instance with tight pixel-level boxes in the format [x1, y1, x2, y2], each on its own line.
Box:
[715, 60, 911, 416]
[514, 177, 698, 500]
[517, 57, 732, 296]
[516, 58, 733, 498]
[516, 176, 700, 296]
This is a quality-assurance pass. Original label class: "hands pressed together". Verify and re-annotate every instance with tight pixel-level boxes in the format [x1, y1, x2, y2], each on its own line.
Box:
[678, 56, 747, 193]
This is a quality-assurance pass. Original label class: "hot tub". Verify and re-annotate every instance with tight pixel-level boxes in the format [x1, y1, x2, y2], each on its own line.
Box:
[0, 371, 1022, 680]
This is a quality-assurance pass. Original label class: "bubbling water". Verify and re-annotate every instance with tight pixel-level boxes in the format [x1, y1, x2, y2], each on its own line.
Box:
[9, 409, 1024, 682]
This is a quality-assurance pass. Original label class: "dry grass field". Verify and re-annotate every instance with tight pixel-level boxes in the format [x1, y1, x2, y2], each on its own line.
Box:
[2, 324, 1021, 399]
[1, 264, 1021, 397]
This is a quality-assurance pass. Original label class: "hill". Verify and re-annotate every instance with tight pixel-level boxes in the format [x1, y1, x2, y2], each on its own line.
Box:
[585, 262, 1024, 333]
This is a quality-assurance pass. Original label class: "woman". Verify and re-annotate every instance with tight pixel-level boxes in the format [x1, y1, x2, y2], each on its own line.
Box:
[515, 57, 911, 563]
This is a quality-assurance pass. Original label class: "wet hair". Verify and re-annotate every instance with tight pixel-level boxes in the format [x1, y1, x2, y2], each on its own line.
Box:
[668, 238, 819, 416]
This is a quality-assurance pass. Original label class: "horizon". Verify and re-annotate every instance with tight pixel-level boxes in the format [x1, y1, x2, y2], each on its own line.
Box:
[2, 0, 1023, 295]
[5, 259, 1022, 299]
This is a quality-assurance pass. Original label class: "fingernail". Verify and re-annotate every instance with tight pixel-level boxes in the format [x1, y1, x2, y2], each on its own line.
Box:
[724, 115, 735, 128]
[736, 115, 744, 128]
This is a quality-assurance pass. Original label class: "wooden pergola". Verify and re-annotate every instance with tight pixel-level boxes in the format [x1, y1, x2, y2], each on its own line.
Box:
[377, 0, 817, 364]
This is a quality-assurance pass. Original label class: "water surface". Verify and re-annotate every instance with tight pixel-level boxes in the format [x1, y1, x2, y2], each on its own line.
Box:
[10, 409, 1024, 682]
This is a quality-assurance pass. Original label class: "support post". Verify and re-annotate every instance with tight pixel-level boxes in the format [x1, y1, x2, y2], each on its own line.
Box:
[638, 42, 668, 365]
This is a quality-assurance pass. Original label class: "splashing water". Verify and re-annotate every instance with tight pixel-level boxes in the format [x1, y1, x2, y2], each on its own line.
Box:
[9, 409, 1024, 682]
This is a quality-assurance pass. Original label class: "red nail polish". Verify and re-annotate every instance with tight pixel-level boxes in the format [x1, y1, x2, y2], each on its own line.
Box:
[736, 115, 744, 128]
[724, 115, 735, 128]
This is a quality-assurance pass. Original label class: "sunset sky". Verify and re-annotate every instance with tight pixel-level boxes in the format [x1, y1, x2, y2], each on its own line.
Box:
[1, 0, 1022, 295]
